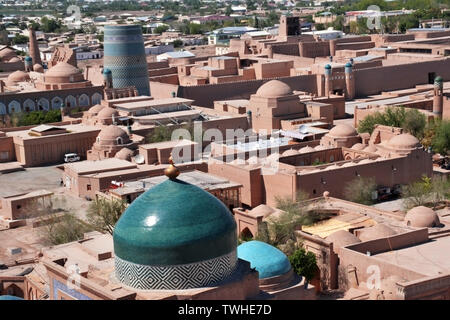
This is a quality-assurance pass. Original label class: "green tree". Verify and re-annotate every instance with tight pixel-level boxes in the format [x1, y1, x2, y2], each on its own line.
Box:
[431, 120, 450, 155]
[39, 213, 93, 246]
[402, 108, 426, 139]
[87, 197, 127, 235]
[343, 177, 377, 205]
[153, 25, 169, 34]
[256, 192, 330, 255]
[401, 175, 450, 209]
[288, 248, 318, 281]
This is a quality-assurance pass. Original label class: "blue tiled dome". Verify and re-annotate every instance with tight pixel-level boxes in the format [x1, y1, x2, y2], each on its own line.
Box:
[345, 62, 352, 68]
[25, 56, 32, 62]
[237, 241, 291, 279]
[113, 178, 237, 266]
[0, 295, 24, 300]
[103, 68, 112, 74]
[324, 64, 332, 69]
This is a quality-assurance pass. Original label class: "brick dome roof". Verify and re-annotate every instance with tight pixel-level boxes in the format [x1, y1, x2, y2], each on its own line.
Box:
[97, 106, 118, 120]
[45, 62, 84, 83]
[405, 206, 440, 228]
[115, 147, 134, 161]
[326, 230, 361, 253]
[97, 125, 130, 146]
[256, 80, 292, 98]
[359, 224, 397, 242]
[329, 124, 358, 137]
[6, 70, 30, 84]
[387, 133, 420, 150]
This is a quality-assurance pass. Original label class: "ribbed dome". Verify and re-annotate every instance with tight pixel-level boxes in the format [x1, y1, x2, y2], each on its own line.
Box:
[358, 224, 397, 242]
[405, 206, 440, 228]
[387, 133, 420, 150]
[45, 62, 84, 83]
[7, 70, 30, 84]
[329, 124, 358, 137]
[237, 241, 291, 279]
[256, 80, 292, 98]
[326, 230, 361, 253]
[115, 147, 134, 161]
[113, 178, 238, 289]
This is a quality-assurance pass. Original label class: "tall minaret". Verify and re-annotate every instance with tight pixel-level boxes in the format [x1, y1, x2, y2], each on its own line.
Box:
[433, 76, 443, 118]
[28, 27, 42, 66]
[345, 62, 355, 100]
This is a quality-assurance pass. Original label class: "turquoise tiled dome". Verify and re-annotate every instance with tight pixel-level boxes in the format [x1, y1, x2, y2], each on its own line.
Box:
[237, 241, 291, 279]
[113, 178, 237, 266]
[0, 295, 24, 300]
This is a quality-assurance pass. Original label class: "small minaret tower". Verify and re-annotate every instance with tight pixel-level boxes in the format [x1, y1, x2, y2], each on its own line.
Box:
[345, 62, 355, 100]
[28, 27, 42, 66]
[324, 64, 332, 97]
[433, 76, 443, 119]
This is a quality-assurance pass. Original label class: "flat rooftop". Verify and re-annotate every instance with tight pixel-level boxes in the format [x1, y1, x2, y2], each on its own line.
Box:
[374, 236, 450, 277]
[114, 97, 194, 111]
[110, 170, 242, 196]
[64, 158, 137, 175]
[6, 123, 101, 140]
[139, 139, 197, 149]
[227, 137, 292, 152]
[132, 109, 201, 121]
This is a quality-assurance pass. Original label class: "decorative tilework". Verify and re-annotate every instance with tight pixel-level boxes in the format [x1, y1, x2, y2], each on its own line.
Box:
[115, 250, 238, 290]
[52, 279, 92, 300]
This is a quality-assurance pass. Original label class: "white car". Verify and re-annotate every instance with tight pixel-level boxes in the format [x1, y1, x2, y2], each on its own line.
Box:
[64, 153, 81, 163]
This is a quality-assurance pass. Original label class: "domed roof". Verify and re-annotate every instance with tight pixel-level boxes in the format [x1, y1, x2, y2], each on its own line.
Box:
[326, 230, 361, 253]
[237, 241, 291, 279]
[325, 64, 331, 69]
[0, 295, 24, 300]
[88, 104, 105, 114]
[434, 76, 443, 83]
[33, 64, 44, 72]
[364, 145, 377, 153]
[282, 149, 299, 156]
[97, 106, 118, 120]
[299, 146, 315, 153]
[255, 80, 292, 98]
[358, 224, 397, 242]
[8, 57, 21, 63]
[6, 70, 30, 84]
[405, 206, 440, 228]
[315, 145, 326, 151]
[25, 56, 32, 62]
[0, 47, 16, 59]
[103, 68, 112, 74]
[345, 62, 352, 68]
[97, 125, 130, 145]
[45, 62, 84, 83]
[113, 178, 237, 267]
[115, 147, 134, 161]
[329, 124, 358, 137]
[351, 143, 365, 150]
[387, 133, 420, 150]
[249, 204, 275, 218]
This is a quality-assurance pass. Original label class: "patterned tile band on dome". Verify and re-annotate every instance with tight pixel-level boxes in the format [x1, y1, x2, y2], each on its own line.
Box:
[115, 251, 237, 290]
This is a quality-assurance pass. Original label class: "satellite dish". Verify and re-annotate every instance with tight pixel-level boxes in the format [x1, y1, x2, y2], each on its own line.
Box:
[134, 154, 145, 164]
[298, 125, 310, 134]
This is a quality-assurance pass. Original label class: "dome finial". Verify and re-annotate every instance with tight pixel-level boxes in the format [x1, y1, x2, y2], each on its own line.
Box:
[165, 153, 180, 179]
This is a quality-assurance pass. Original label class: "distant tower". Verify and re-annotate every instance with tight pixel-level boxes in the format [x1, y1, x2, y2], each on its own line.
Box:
[345, 62, 355, 100]
[329, 39, 337, 57]
[433, 76, 443, 118]
[279, 15, 300, 38]
[24, 56, 33, 72]
[103, 25, 150, 96]
[28, 27, 42, 66]
[324, 64, 333, 97]
[103, 68, 113, 89]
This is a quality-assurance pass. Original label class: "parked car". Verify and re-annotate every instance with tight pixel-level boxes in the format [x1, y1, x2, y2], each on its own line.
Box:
[64, 153, 81, 163]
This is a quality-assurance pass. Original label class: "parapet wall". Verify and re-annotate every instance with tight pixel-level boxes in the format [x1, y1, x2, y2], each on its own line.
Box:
[355, 58, 450, 97]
